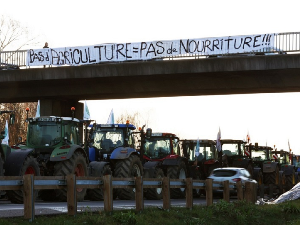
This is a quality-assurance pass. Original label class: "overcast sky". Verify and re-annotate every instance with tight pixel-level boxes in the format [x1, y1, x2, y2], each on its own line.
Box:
[1, 0, 300, 152]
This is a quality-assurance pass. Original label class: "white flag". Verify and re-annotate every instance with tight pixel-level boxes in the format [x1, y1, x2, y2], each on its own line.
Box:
[216, 127, 221, 152]
[83, 100, 91, 120]
[106, 109, 114, 124]
[35, 100, 40, 117]
[195, 138, 200, 157]
[1, 120, 9, 145]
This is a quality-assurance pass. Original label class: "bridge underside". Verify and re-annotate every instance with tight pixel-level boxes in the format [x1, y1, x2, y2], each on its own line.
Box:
[1, 54, 300, 116]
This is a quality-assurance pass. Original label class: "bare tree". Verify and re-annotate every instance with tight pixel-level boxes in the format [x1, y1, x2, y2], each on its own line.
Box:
[0, 103, 37, 145]
[116, 111, 142, 131]
[0, 15, 39, 51]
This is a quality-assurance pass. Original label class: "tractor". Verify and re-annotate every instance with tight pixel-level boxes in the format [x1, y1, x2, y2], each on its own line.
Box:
[5, 107, 89, 203]
[180, 139, 221, 179]
[219, 139, 254, 176]
[271, 149, 295, 191]
[139, 128, 197, 199]
[0, 110, 15, 198]
[245, 143, 271, 185]
[86, 121, 143, 200]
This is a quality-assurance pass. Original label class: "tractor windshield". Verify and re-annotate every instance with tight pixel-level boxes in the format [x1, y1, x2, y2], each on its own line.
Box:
[92, 129, 124, 150]
[28, 122, 61, 146]
[252, 150, 269, 161]
[144, 137, 171, 159]
[222, 143, 244, 156]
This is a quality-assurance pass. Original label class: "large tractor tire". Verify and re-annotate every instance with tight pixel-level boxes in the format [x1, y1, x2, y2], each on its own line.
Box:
[0, 153, 5, 199]
[167, 162, 187, 199]
[144, 167, 164, 200]
[264, 166, 279, 185]
[86, 164, 112, 201]
[114, 154, 143, 200]
[285, 170, 295, 191]
[0, 153, 3, 176]
[54, 151, 88, 202]
[7, 156, 40, 204]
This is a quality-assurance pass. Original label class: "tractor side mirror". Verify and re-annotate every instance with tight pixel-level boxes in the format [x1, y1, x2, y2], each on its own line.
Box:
[146, 128, 152, 138]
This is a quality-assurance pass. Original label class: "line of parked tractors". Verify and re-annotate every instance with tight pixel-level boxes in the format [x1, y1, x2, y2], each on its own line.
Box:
[0, 108, 299, 203]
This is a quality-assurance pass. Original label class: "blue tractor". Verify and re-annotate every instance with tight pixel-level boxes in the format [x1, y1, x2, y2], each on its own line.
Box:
[87, 121, 143, 200]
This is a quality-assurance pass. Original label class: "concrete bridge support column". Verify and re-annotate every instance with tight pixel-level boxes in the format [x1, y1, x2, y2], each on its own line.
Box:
[40, 100, 83, 118]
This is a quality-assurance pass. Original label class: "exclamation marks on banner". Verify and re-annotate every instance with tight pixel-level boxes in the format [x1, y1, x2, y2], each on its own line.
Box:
[262, 34, 272, 46]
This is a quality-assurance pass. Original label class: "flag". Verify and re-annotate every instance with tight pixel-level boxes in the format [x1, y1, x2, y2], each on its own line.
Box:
[1, 120, 9, 145]
[246, 131, 250, 143]
[107, 109, 114, 124]
[195, 138, 200, 157]
[83, 100, 91, 120]
[216, 127, 221, 152]
[35, 100, 40, 117]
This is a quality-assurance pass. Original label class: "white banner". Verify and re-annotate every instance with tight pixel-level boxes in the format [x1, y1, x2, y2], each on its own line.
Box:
[27, 33, 277, 66]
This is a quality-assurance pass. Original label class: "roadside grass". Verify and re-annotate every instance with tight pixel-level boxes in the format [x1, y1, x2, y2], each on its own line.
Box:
[1, 199, 300, 225]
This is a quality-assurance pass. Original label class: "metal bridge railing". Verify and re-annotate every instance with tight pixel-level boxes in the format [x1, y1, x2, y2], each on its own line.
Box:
[1, 32, 300, 69]
[0, 50, 27, 69]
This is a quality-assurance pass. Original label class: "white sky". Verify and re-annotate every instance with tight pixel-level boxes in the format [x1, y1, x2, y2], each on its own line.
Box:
[1, 0, 300, 153]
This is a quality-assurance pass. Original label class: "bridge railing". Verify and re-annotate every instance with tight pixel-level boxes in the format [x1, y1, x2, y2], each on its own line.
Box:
[1, 32, 300, 69]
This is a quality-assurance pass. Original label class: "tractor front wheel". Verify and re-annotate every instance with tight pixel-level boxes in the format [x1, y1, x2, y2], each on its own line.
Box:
[54, 152, 88, 202]
[144, 167, 164, 200]
[167, 162, 187, 199]
[7, 156, 40, 204]
[114, 155, 143, 200]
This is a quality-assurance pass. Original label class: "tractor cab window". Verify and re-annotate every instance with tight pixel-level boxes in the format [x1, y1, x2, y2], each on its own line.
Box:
[144, 137, 171, 159]
[92, 128, 124, 150]
[252, 150, 268, 160]
[28, 121, 61, 146]
[64, 123, 79, 144]
[222, 143, 239, 156]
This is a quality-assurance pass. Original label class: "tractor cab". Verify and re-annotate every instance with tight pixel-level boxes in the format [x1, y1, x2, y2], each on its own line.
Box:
[24, 116, 81, 149]
[180, 139, 220, 179]
[88, 123, 136, 162]
[142, 132, 179, 161]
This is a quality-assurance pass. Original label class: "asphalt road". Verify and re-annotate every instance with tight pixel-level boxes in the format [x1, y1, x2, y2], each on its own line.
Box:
[0, 197, 222, 218]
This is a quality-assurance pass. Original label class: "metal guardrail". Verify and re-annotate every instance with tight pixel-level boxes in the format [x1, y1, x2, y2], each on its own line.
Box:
[1, 32, 300, 69]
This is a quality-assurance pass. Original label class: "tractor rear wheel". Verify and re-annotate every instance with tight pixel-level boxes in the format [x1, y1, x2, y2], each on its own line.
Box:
[285, 170, 295, 191]
[7, 156, 40, 204]
[167, 162, 187, 199]
[264, 166, 279, 185]
[114, 155, 143, 200]
[144, 167, 164, 200]
[86, 163, 112, 201]
[54, 151, 88, 202]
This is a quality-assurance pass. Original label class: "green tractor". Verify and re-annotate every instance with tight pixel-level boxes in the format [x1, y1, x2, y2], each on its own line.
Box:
[5, 108, 88, 203]
[0, 110, 15, 198]
[272, 149, 295, 191]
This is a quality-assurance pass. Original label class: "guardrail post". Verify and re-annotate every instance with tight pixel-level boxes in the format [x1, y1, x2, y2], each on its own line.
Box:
[245, 182, 257, 203]
[135, 176, 143, 212]
[103, 175, 113, 213]
[162, 176, 170, 210]
[186, 177, 193, 209]
[24, 174, 34, 221]
[223, 180, 230, 202]
[67, 174, 77, 216]
[205, 179, 213, 206]
[236, 181, 243, 200]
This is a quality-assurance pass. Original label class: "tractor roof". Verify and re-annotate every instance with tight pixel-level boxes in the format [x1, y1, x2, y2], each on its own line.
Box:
[220, 139, 246, 144]
[180, 139, 215, 144]
[29, 116, 80, 122]
[89, 123, 136, 130]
